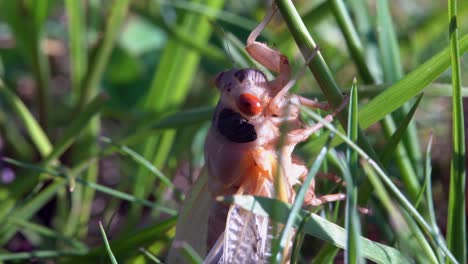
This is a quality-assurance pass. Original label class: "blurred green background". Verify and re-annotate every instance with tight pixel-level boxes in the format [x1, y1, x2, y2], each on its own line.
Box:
[0, 0, 467, 263]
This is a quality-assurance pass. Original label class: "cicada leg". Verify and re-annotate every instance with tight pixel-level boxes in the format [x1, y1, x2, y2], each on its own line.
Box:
[245, 3, 291, 92]
[286, 95, 349, 145]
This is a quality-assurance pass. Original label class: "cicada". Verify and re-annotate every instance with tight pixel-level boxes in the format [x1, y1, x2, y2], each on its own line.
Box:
[168, 5, 347, 264]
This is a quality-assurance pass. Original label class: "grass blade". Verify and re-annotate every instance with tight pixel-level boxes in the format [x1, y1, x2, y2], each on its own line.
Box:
[0, 80, 52, 156]
[100, 137, 174, 189]
[380, 93, 424, 165]
[344, 80, 362, 264]
[99, 221, 118, 264]
[446, 0, 466, 262]
[65, 0, 87, 97]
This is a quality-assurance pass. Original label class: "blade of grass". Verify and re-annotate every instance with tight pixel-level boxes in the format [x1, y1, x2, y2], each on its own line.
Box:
[154, 0, 256, 31]
[0, 250, 85, 261]
[131, 3, 228, 66]
[380, 93, 424, 165]
[76, 0, 130, 110]
[99, 221, 118, 264]
[139, 247, 163, 263]
[180, 242, 204, 264]
[74, 0, 131, 238]
[65, 0, 87, 99]
[446, 0, 466, 262]
[344, 80, 362, 264]
[64, 217, 176, 263]
[422, 134, 444, 262]
[100, 137, 174, 189]
[330, 0, 373, 83]
[8, 217, 88, 252]
[361, 161, 438, 263]
[1, 1, 52, 131]
[0, 80, 52, 156]
[0, 180, 66, 244]
[376, 0, 421, 202]
[42, 93, 108, 165]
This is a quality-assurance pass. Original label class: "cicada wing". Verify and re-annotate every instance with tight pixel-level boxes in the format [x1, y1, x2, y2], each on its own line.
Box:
[167, 171, 211, 264]
[222, 205, 273, 264]
[205, 203, 273, 264]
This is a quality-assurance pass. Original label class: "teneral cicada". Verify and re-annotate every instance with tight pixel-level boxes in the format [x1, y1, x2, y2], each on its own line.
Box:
[168, 5, 347, 264]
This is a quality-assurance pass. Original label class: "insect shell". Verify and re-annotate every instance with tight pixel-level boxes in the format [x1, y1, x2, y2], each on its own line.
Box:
[204, 67, 312, 253]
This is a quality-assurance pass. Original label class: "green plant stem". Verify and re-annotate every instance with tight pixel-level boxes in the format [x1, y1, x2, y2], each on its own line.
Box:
[446, 0, 466, 263]
[274, 0, 380, 205]
[274, 0, 378, 153]
[330, 0, 373, 83]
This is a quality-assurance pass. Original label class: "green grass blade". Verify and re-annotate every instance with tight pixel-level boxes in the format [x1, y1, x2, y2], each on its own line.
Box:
[0, 250, 85, 261]
[99, 221, 118, 264]
[361, 161, 438, 263]
[376, 0, 421, 202]
[76, 0, 130, 109]
[446, 0, 466, 262]
[65, 217, 176, 263]
[43, 93, 108, 164]
[132, 3, 228, 65]
[8, 217, 88, 252]
[330, 0, 374, 83]
[344, 81, 362, 264]
[222, 195, 410, 264]
[0, 80, 52, 156]
[139, 247, 163, 263]
[0, 1, 52, 130]
[180, 242, 204, 264]
[0, 181, 66, 244]
[380, 93, 424, 165]
[422, 134, 444, 262]
[100, 137, 174, 189]
[65, 0, 87, 97]
[155, 0, 256, 31]
[376, 0, 403, 81]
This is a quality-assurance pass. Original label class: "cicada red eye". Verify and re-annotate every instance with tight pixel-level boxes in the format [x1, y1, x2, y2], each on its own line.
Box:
[237, 93, 263, 116]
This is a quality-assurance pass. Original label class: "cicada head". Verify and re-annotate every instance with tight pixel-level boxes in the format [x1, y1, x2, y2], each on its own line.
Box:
[214, 69, 271, 118]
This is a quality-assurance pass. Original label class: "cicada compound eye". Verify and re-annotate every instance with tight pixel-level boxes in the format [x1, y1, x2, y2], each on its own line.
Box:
[237, 93, 263, 116]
